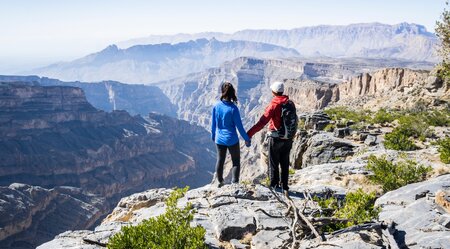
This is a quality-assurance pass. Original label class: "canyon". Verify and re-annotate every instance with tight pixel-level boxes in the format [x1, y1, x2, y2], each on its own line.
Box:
[0, 82, 215, 248]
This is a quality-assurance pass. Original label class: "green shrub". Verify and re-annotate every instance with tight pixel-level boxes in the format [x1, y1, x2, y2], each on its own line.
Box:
[298, 119, 306, 130]
[383, 112, 436, 151]
[288, 168, 296, 175]
[366, 155, 432, 192]
[397, 115, 431, 138]
[261, 176, 271, 187]
[324, 107, 371, 123]
[334, 189, 380, 227]
[314, 189, 379, 232]
[384, 130, 418, 151]
[107, 187, 207, 249]
[438, 137, 450, 164]
[371, 109, 399, 124]
[422, 110, 450, 127]
[324, 123, 335, 132]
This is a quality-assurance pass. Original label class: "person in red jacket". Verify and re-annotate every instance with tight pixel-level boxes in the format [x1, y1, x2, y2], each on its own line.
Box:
[247, 81, 294, 197]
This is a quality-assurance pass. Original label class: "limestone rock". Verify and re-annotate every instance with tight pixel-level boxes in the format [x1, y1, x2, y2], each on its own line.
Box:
[334, 127, 350, 138]
[251, 230, 290, 249]
[302, 133, 356, 167]
[302, 112, 332, 130]
[289, 162, 370, 193]
[211, 205, 256, 241]
[364, 135, 378, 146]
[376, 175, 450, 249]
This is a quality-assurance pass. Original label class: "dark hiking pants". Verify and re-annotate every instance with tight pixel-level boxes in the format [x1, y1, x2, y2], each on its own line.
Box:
[268, 137, 293, 191]
[215, 142, 240, 183]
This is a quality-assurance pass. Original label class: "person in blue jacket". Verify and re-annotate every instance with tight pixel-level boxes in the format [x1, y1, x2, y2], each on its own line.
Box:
[211, 82, 251, 187]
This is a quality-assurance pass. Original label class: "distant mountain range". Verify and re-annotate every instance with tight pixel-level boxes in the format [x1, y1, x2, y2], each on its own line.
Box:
[28, 23, 438, 85]
[119, 23, 438, 61]
[30, 39, 300, 83]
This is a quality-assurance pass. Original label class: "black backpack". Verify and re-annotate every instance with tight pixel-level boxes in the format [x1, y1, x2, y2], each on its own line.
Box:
[277, 100, 298, 139]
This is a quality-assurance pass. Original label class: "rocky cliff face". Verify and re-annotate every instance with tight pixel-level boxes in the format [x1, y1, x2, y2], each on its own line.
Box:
[0, 75, 177, 117]
[0, 82, 215, 248]
[158, 58, 445, 131]
[333, 68, 449, 109]
[156, 57, 448, 183]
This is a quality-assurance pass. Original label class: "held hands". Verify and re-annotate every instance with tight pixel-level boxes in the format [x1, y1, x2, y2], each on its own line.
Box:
[245, 139, 251, 147]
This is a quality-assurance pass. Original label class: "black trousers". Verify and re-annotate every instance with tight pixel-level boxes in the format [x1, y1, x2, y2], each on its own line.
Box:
[268, 137, 293, 190]
[215, 142, 240, 183]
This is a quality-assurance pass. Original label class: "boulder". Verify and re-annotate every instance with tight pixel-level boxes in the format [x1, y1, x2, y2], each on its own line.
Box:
[289, 162, 369, 193]
[364, 135, 378, 146]
[303, 112, 331, 130]
[301, 133, 356, 167]
[333, 127, 350, 138]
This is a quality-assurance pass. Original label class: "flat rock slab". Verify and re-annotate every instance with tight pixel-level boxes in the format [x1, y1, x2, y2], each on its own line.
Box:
[37, 230, 100, 249]
[376, 174, 450, 205]
[254, 209, 289, 231]
[251, 230, 290, 249]
[211, 205, 256, 241]
[83, 221, 129, 246]
[300, 230, 385, 249]
[208, 196, 238, 208]
[376, 174, 450, 249]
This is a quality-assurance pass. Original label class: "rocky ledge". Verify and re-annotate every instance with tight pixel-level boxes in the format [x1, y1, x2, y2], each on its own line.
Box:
[38, 173, 450, 249]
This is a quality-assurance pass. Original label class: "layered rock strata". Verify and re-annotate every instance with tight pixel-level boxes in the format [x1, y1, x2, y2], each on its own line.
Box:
[0, 82, 215, 248]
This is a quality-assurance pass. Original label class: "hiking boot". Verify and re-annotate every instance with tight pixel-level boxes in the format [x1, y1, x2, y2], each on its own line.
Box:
[218, 181, 224, 188]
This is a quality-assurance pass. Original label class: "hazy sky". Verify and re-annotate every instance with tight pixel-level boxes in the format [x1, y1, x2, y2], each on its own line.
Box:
[0, 0, 446, 73]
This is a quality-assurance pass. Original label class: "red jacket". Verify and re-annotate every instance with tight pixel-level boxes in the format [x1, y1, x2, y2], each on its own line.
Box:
[247, 95, 290, 138]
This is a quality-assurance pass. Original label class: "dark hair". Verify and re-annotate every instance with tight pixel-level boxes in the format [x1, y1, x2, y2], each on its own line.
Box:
[221, 82, 238, 103]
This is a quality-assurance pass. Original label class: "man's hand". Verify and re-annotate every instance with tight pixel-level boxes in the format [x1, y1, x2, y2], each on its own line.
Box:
[245, 140, 251, 147]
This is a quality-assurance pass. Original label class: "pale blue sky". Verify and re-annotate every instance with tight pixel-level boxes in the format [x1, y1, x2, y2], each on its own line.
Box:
[0, 0, 445, 73]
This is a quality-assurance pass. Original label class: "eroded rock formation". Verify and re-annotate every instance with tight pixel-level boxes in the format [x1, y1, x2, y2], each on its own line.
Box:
[0, 82, 215, 248]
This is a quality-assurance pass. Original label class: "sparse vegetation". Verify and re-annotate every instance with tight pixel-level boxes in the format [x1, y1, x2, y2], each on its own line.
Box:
[324, 107, 371, 123]
[383, 111, 441, 151]
[261, 176, 271, 187]
[324, 123, 335, 132]
[240, 180, 252, 186]
[314, 189, 380, 232]
[384, 129, 418, 151]
[107, 187, 207, 249]
[438, 137, 450, 164]
[422, 110, 450, 127]
[288, 168, 296, 175]
[298, 119, 306, 130]
[334, 189, 380, 228]
[371, 108, 399, 124]
[366, 155, 432, 192]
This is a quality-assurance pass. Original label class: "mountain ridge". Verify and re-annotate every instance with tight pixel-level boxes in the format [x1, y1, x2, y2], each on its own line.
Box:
[29, 38, 300, 84]
[118, 22, 437, 62]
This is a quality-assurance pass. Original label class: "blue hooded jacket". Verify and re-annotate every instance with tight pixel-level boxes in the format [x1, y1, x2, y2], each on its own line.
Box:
[211, 101, 250, 146]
